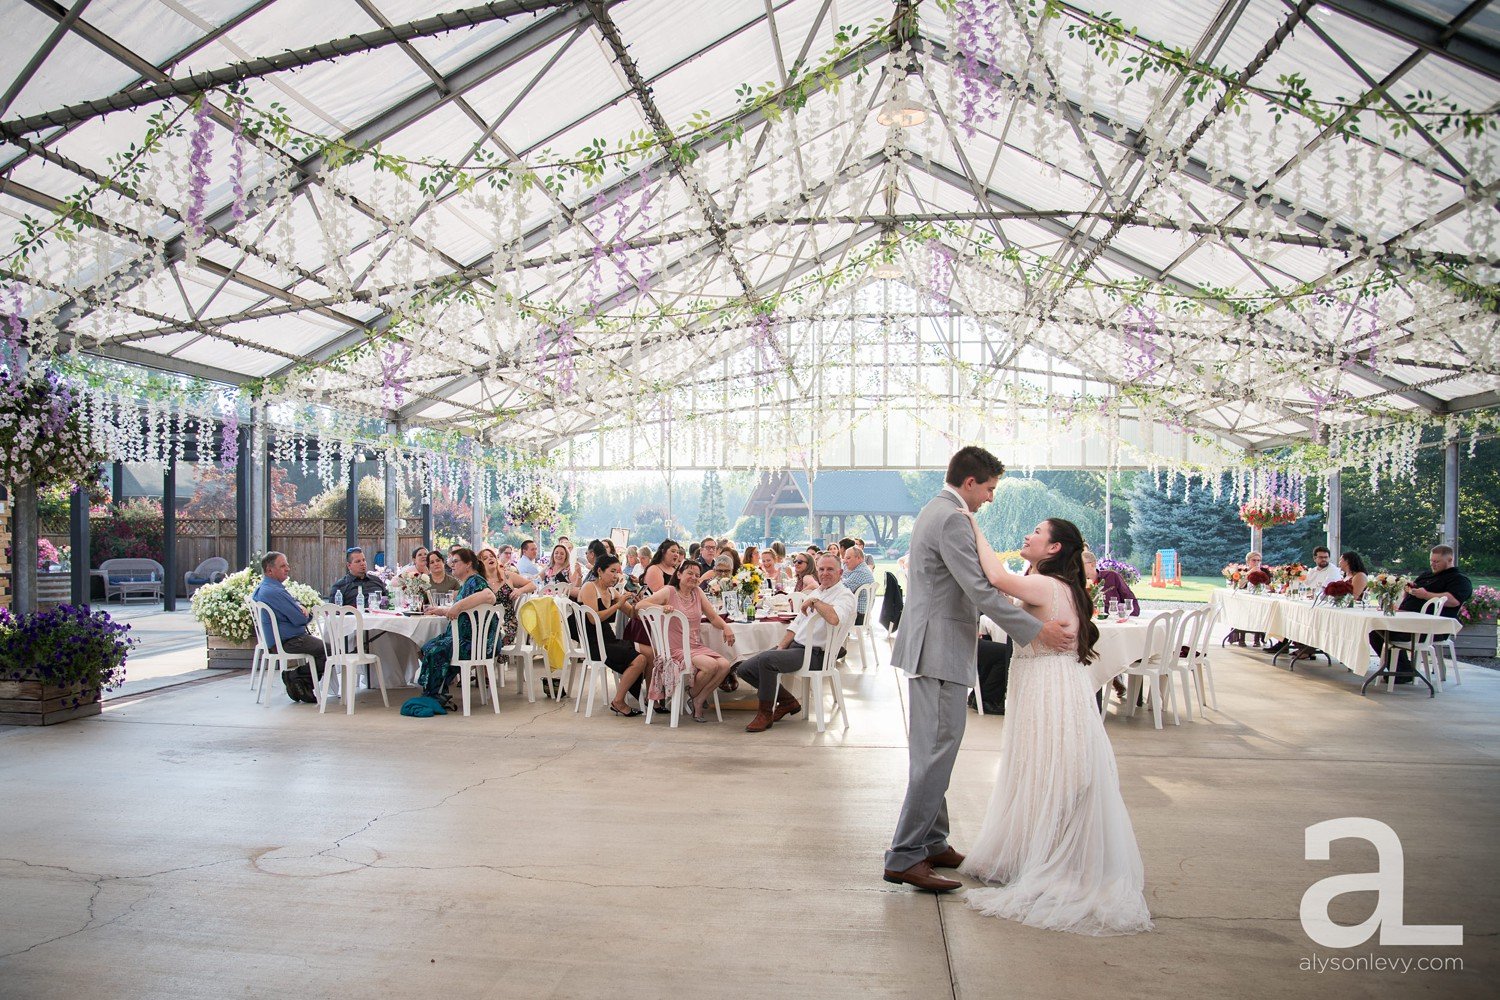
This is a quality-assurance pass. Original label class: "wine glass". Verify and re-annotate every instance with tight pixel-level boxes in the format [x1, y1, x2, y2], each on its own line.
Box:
[1106, 599, 1119, 621]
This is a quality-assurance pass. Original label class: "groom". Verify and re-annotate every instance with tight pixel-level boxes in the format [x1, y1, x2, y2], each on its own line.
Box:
[883, 446, 1074, 892]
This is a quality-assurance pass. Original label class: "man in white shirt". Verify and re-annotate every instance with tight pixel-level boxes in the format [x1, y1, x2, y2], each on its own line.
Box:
[514, 540, 542, 580]
[737, 554, 856, 733]
[1303, 546, 1340, 591]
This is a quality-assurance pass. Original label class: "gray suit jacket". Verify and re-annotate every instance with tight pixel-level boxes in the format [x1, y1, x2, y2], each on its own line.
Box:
[890, 490, 1044, 685]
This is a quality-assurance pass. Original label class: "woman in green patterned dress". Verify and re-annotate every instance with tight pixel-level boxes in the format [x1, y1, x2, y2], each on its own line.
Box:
[418, 547, 497, 709]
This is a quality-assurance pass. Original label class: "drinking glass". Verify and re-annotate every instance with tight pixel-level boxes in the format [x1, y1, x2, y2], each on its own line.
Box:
[1106, 600, 1119, 621]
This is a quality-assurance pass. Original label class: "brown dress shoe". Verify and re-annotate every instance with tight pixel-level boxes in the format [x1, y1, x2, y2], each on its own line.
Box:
[882, 860, 961, 893]
[926, 846, 966, 869]
[745, 701, 775, 733]
[771, 690, 801, 722]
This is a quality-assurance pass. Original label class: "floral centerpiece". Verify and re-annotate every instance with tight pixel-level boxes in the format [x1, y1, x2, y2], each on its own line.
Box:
[1086, 581, 1106, 618]
[1321, 579, 1355, 608]
[1366, 573, 1408, 615]
[507, 480, 562, 535]
[1238, 496, 1303, 530]
[1097, 556, 1140, 585]
[378, 565, 432, 610]
[1271, 562, 1307, 593]
[1458, 585, 1500, 627]
[0, 605, 134, 724]
[1221, 563, 1247, 588]
[190, 567, 319, 642]
[733, 563, 766, 618]
[1245, 568, 1271, 594]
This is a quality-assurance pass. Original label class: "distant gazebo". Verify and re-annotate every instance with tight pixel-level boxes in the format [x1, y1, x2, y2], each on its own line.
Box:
[743, 471, 918, 548]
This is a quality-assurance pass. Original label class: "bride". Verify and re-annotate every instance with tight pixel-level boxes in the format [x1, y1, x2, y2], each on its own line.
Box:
[958, 516, 1152, 936]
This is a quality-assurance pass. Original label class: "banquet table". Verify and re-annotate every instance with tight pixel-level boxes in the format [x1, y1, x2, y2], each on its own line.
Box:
[360, 611, 447, 688]
[699, 618, 797, 662]
[1091, 613, 1166, 690]
[1210, 589, 1284, 635]
[1209, 591, 1459, 692]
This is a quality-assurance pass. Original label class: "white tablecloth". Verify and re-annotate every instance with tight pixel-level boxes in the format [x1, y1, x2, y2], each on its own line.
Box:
[1276, 603, 1459, 672]
[1209, 589, 1285, 633]
[362, 613, 447, 687]
[1091, 613, 1164, 689]
[699, 620, 795, 662]
[1209, 591, 1459, 672]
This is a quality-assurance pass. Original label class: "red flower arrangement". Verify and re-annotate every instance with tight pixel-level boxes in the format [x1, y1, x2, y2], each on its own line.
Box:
[1323, 579, 1353, 598]
[1239, 496, 1303, 529]
[1246, 569, 1271, 586]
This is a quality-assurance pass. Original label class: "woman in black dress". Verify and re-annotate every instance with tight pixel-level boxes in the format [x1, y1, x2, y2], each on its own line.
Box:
[575, 555, 649, 716]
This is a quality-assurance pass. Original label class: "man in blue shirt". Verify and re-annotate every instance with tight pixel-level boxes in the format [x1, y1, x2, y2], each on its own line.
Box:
[514, 539, 543, 580]
[841, 545, 876, 625]
[252, 551, 325, 703]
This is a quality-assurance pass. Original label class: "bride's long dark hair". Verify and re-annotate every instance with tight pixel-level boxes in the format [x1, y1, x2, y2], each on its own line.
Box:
[1034, 518, 1098, 665]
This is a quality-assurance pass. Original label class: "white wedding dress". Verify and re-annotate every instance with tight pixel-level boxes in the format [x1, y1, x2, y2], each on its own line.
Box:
[959, 576, 1152, 936]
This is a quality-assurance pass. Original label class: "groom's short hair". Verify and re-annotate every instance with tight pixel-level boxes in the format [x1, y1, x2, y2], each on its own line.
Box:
[946, 446, 1005, 488]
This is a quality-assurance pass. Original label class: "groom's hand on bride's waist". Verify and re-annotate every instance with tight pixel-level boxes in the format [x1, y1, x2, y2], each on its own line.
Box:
[1038, 619, 1076, 651]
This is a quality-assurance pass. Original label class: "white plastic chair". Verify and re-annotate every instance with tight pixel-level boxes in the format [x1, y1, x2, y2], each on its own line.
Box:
[1163, 608, 1212, 721]
[1182, 604, 1220, 711]
[771, 615, 855, 733]
[567, 602, 615, 718]
[1105, 610, 1182, 729]
[503, 594, 552, 703]
[1379, 596, 1447, 694]
[311, 604, 386, 715]
[250, 600, 316, 706]
[246, 596, 266, 694]
[637, 605, 721, 727]
[847, 582, 878, 668]
[449, 604, 504, 716]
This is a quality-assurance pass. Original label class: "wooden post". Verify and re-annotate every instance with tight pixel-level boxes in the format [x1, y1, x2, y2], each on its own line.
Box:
[1443, 442, 1459, 558]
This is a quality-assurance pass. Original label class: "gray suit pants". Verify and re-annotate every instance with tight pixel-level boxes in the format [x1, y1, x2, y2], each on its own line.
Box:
[736, 642, 824, 700]
[885, 674, 969, 872]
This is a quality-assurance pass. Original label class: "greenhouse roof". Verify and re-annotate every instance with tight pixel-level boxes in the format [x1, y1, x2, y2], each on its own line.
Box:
[2, 0, 1498, 470]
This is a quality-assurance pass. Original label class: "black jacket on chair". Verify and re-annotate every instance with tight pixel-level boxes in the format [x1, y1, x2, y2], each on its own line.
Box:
[879, 572, 904, 632]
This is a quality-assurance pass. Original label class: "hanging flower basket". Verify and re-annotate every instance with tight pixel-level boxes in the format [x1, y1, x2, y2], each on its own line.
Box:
[0, 366, 105, 489]
[1238, 496, 1303, 530]
[507, 481, 562, 535]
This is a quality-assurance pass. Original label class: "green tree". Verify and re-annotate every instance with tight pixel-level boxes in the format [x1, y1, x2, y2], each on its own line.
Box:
[695, 470, 728, 536]
[976, 477, 1105, 553]
[1129, 474, 1321, 574]
[305, 475, 414, 520]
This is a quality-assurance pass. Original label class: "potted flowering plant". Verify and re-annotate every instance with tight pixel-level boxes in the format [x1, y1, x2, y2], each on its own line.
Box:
[0, 605, 134, 725]
[190, 566, 320, 667]
[1097, 556, 1140, 585]
[1455, 585, 1499, 658]
[1365, 573, 1408, 616]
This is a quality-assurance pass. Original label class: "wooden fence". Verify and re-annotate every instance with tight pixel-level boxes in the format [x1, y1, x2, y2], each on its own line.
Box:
[41, 518, 424, 598]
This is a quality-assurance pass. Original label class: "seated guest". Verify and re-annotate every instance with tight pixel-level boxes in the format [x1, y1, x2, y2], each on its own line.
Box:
[496, 544, 515, 568]
[1340, 551, 1368, 600]
[603, 538, 617, 557]
[417, 548, 497, 711]
[736, 555, 856, 733]
[328, 546, 390, 607]
[1082, 550, 1139, 616]
[789, 553, 819, 593]
[581, 539, 610, 585]
[826, 541, 842, 561]
[743, 545, 759, 571]
[633, 545, 652, 579]
[407, 546, 429, 576]
[770, 540, 787, 563]
[427, 550, 460, 597]
[1371, 545, 1471, 684]
[541, 543, 573, 586]
[252, 551, 323, 703]
[575, 555, 650, 717]
[840, 545, 876, 624]
[1226, 550, 1268, 647]
[695, 537, 718, 574]
[1303, 546, 1341, 592]
[973, 631, 1013, 714]
[514, 540, 543, 580]
[477, 547, 536, 646]
[641, 539, 682, 593]
[635, 561, 736, 722]
[720, 546, 741, 576]
[759, 549, 783, 590]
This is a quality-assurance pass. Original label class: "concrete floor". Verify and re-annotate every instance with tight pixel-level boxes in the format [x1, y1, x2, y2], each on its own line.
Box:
[1, 638, 1496, 1000]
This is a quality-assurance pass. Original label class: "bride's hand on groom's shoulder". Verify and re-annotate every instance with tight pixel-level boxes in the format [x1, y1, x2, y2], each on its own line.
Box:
[1038, 618, 1076, 652]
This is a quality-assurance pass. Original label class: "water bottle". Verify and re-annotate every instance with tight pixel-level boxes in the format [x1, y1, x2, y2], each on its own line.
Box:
[357, 587, 366, 612]
[335, 591, 343, 607]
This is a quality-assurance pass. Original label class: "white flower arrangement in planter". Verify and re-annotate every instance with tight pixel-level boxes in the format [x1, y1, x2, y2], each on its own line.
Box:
[190, 567, 320, 643]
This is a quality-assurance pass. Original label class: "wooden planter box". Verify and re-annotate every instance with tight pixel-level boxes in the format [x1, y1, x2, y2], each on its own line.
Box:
[0, 679, 102, 726]
[1453, 622, 1497, 659]
[37, 573, 71, 609]
[207, 633, 257, 670]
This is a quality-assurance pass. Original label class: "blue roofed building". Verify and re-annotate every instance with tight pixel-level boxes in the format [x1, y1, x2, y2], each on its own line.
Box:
[742, 470, 918, 548]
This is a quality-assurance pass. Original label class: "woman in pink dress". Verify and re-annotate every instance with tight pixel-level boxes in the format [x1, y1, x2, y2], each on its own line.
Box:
[636, 560, 736, 721]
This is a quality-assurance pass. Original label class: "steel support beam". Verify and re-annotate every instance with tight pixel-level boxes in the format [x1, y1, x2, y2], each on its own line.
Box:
[1443, 440, 1460, 557]
[1313, 0, 1500, 83]
[70, 483, 91, 607]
